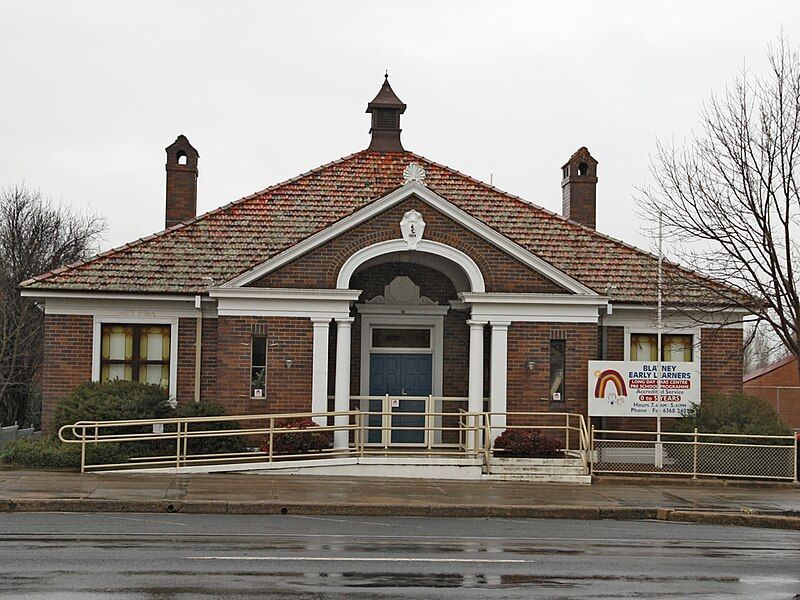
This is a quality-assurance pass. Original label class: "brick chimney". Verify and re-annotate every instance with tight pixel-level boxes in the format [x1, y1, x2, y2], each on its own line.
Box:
[561, 147, 598, 229]
[165, 135, 198, 228]
[366, 73, 406, 152]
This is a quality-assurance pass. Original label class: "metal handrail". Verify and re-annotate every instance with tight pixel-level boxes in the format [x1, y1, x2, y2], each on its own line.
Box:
[58, 402, 590, 473]
[483, 411, 591, 469]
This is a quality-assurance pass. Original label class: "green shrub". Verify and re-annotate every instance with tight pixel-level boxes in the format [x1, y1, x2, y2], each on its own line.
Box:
[174, 401, 249, 456]
[669, 393, 792, 437]
[666, 393, 794, 478]
[260, 417, 331, 456]
[0, 435, 129, 469]
[52, 380, 173, 434]
[493, 428, 563, 458]
[6, 381, 249, 469]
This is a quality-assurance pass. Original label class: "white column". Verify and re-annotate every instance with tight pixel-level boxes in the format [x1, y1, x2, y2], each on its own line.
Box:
[467, 320, 486, 450]
[333, 317, 354, 450]
[489, 321, 510, 441]
[310, 318, 331, 426]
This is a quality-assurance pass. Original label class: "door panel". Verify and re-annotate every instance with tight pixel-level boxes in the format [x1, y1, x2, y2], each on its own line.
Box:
[368, 353, 432, 444]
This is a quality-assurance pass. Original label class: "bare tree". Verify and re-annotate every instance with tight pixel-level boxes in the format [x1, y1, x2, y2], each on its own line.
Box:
[638, 36, 800, 382]
[743, 321, 788, 373]
[0, 184, 105, 426]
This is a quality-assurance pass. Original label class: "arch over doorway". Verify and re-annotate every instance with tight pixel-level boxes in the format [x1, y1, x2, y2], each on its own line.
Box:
[335, 239, 486, 292]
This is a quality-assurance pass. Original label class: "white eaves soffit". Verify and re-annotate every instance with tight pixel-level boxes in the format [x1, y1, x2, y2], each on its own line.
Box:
[460, 292, 609, 324]
[221, 181, 596, 296]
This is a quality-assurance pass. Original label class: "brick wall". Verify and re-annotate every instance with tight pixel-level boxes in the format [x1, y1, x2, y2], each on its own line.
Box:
[744, 357, 800, 430]
[507, 322, 598, 415]
[39, 310, 747, 435]
[254, 196, 567, 293]
[176, 316, 219, 405]
[700, 327, 743, 396]
[561, 179, 596, 229]
[603, 326, 625, 360]
[41, 314, 94, 433]
[215, 316, 313, 415]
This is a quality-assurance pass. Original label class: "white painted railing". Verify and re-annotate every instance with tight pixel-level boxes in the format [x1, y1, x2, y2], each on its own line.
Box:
[57, 397, 589, 473]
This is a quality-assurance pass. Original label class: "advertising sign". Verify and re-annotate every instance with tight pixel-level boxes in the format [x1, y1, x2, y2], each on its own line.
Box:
[588, 361, 700, 417]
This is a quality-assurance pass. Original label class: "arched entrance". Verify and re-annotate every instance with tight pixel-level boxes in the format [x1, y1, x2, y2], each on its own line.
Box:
[336, 240, 485, 447]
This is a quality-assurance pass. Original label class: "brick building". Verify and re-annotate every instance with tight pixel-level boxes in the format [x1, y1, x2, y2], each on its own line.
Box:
[744, 356, 800, 431]
[22, 77, 746, 439]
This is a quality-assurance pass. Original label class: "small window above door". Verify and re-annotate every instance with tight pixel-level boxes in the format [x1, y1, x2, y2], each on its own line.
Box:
[372, 328, 431, 349]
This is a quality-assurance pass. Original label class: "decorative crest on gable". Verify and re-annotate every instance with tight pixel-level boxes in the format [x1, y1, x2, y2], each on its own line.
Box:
[402, 162, 426, 185]
[365, 276, 436, 306]
[400, 209, 426, 250]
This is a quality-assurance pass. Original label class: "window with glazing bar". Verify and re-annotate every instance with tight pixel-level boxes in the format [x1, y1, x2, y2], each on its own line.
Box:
[549, 339, 566, 402]
[251, 335, 267, 398]
[100, 324, 171, 388]
[630, 333, 694, 361]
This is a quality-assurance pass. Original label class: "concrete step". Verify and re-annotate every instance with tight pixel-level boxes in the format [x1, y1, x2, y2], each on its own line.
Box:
[489, 465, 587, 476]
[482, 473, 592, 484]
[491, 457, 585, 467]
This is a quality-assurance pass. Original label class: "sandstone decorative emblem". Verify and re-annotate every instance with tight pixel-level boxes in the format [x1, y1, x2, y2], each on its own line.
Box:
[400, 209, 426, 250]
[402, 162, 426, 185]
[365, 276, 436, 306]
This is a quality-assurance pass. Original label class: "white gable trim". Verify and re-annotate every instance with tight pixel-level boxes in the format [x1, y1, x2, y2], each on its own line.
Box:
[208, 287, 362, 319]
[221, 182, 595, 295]
[337, 239, 486, 292]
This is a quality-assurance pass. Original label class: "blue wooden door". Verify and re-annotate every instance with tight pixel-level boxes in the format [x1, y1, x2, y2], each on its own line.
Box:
[369, 353, 432, 444]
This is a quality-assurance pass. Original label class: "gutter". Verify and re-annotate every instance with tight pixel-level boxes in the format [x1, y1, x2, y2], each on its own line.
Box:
[194, 295, 202, 403]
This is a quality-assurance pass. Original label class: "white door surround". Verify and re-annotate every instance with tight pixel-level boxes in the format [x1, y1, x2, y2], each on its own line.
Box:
[356, 306, 448, 398]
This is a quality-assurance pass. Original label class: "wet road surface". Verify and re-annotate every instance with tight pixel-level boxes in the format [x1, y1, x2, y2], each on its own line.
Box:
[1, 512, 799, 598]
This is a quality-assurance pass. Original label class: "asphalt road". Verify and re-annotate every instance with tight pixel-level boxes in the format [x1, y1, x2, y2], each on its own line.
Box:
[1, 513, 799, 599]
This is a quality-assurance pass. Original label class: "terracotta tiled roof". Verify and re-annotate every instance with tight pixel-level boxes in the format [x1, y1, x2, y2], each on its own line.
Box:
[20, 150, 742, 304]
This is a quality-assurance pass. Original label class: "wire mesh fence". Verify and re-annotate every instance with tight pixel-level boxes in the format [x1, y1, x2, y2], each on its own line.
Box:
[592, 429, 798, 480]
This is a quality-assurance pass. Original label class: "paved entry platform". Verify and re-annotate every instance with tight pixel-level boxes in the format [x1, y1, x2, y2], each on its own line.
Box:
[0, 470, 798, 517]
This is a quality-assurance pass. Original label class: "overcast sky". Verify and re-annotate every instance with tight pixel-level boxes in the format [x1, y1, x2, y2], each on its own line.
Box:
[2, 1, 798, 254]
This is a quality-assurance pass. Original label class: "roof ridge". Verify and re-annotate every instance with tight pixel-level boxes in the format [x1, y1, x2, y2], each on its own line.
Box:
[408, 151, 706, 278]
[19, 149, 372, 288]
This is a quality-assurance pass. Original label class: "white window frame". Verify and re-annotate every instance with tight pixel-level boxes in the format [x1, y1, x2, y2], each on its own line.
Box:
[249, 333, 268, 400]
[623, 326, 701, 364]
[369, 326, 435, 355]
[92, 315, 180, 405]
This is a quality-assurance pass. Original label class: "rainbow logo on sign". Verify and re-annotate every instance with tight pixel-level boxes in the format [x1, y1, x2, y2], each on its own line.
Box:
[594, 369, 627, 402]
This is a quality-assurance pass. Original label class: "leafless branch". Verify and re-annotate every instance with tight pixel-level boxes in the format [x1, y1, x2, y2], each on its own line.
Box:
[637, 35, 800, 378]
[0, 183, 105, 425]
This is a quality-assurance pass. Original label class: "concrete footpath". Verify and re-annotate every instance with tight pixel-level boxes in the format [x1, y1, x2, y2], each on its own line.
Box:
[1, 469, 799, 530]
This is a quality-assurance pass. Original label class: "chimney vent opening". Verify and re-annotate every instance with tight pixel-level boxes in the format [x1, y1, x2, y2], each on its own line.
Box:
[561, 148, 598, 230]
[165, 135, 199, 228]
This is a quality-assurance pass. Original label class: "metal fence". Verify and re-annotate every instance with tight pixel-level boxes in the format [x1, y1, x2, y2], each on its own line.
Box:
[591, 428, 798, 481]
[0, 424, 41, 449]
[57, 398, 590, 473]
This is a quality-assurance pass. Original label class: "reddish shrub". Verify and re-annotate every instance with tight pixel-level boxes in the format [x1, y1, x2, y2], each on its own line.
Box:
[492, 428, 563, 458]
[260, 417, 330, 456]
